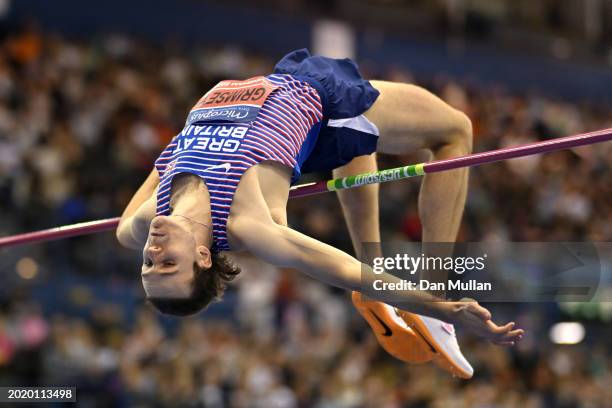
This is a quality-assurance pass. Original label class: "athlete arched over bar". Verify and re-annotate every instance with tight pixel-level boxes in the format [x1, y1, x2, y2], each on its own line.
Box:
[116, 49, 523, 378]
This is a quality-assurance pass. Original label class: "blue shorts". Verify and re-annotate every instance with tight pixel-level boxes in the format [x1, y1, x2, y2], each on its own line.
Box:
[273, 49, 381, 176]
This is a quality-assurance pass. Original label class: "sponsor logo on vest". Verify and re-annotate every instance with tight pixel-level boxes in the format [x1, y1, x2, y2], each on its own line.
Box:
[188, 107, 251, 124]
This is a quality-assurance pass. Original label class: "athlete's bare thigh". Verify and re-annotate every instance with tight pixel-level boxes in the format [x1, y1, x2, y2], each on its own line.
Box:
[364, 80, 468, 155]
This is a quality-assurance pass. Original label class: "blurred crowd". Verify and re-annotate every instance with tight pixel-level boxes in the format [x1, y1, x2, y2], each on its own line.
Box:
[1, 295, 611, 407]
[0, 23, 612, 407]
[232, 0, 612, 63]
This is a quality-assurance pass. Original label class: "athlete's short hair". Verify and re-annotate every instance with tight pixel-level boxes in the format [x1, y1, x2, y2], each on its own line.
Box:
[147, 253, 240, 316]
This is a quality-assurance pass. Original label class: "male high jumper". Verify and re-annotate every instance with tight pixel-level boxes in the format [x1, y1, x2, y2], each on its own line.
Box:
[116, 49, 523, 379]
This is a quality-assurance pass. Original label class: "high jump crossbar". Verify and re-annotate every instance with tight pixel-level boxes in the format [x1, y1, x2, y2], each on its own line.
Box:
[1, 127, 611, 248]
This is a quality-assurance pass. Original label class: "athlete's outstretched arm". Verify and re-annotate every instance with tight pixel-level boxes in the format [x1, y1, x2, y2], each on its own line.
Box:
[231, 218, 523, 344]
[116, 168, 159, 249]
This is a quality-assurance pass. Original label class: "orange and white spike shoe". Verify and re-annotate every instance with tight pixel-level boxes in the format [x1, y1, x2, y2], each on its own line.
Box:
[396, 310, 474, 379]
[352, 292, 434, 364]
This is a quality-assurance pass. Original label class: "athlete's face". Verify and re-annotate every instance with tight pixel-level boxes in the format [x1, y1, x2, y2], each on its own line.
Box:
[141, 216, 211, 298]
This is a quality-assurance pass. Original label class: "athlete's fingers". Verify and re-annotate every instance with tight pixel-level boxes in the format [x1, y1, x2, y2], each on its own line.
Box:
[496, 332, 521, 342]
[502, 328, 524, 341]
[493, 328, 523, 343]
[508, 328, 524, 337]
[485, 320, 515, 334]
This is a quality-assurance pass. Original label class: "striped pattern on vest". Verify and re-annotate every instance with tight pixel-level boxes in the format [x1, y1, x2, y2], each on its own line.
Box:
[154, 74, 323, 251]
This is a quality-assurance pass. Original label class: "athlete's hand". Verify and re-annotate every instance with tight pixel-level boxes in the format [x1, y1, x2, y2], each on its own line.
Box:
[448, 300, 524, 346]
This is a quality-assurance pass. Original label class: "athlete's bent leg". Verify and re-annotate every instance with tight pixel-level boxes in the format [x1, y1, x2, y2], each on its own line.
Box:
[363, 79, 473, 272]
[364, 80, 472, 261]
[334, 155, 436, 365]
[363, 80, 475, 378]
[333, 154, 380, 259]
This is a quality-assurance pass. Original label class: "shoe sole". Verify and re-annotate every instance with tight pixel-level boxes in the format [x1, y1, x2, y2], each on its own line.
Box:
[352, 292, 434, 364]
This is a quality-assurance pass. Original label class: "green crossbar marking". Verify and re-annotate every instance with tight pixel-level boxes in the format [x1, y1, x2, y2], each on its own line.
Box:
[342, 176, 350, 189]
[327, 179, 337, 191]
[323, 161, 429, 194]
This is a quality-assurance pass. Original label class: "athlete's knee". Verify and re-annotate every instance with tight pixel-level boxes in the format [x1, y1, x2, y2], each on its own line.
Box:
[434, 110, 472, 154]
[454, 111, 473, 153]
[269, 208, 288, 227]
[431, 111, 472, 157]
